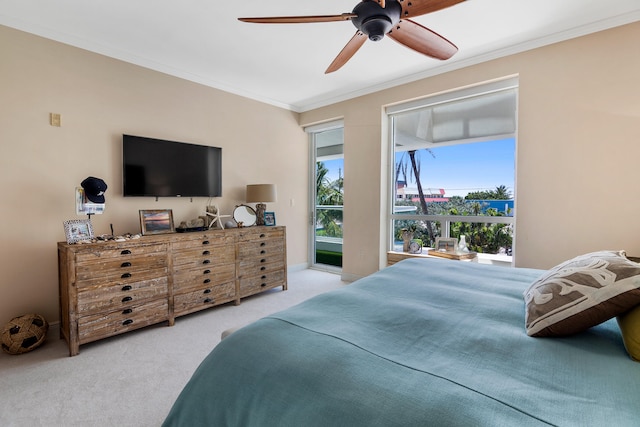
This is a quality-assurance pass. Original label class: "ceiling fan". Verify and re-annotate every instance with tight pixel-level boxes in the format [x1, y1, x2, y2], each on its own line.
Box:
[238, 0, 465, 73]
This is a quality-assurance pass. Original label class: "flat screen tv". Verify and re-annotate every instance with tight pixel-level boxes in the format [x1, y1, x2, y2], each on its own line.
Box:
[123, 134, 222, 197]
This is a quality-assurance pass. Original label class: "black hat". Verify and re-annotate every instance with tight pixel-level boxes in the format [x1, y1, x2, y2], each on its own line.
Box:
[81, 177, 107, 203]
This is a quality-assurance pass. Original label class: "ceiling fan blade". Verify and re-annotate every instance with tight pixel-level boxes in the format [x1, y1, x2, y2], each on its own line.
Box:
[238, 13, 356, 24]
[325, 31, 368, 74]
[401, 0, 465, 18]
[388, 19, 458, 60]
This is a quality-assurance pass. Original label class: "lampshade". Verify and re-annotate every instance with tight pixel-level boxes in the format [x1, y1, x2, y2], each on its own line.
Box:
[246, 184, 277, 203]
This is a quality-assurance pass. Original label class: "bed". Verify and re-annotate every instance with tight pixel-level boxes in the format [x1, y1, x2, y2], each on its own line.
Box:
[163, 255, 640, 426]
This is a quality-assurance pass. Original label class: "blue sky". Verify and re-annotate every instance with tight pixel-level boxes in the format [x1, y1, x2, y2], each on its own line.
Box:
[322, 138, 515, 198]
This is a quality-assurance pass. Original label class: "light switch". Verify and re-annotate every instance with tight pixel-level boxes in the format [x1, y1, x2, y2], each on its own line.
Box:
[50, 113, 61, 127]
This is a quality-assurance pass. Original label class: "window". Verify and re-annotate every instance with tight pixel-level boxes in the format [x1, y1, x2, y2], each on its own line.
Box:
[387, 78, 518, 262]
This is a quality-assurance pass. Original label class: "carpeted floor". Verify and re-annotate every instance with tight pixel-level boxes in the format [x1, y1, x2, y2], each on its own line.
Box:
[0, 268, 347, 427]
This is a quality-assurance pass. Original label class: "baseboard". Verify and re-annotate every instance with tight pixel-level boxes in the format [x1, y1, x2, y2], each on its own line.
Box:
[340, 272, 362, 283]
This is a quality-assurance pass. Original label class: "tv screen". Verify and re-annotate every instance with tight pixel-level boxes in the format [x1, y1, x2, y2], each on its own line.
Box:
[123, 134, 222, 197]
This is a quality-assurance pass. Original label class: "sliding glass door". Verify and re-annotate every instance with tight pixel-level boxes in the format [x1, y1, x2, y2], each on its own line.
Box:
[307, 121, 344, 270]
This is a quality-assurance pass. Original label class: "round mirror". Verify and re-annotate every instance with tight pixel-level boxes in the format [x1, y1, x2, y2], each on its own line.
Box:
[233, 204, 257, 227]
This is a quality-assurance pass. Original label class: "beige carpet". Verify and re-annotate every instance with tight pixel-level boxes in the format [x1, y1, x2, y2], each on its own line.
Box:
[0, 268, 348, 427]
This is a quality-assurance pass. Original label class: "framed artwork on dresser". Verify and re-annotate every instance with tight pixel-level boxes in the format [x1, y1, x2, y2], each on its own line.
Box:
[264, 211, 276, 226]
[63, 219, 94, 244]
[139, 209, 175, 235]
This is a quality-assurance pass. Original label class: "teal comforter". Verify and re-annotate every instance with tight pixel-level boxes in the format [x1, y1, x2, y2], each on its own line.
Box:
[163, 258, 640, 426]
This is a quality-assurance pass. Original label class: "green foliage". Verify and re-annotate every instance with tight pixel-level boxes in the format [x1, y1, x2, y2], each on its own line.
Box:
[465, 185, 512, 200]
[316, 162, 344, 238]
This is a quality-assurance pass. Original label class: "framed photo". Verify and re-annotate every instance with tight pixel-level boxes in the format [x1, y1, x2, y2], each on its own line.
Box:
[75, 187, 105, 215]
[434, 237, 457, 252]
[264, 211, 276, 226]
[63, 219, 94, 244]
[139, 209, 175, 235]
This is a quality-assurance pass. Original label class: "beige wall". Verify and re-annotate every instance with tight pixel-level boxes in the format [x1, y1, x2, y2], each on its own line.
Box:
[0, 25, 308, 323]
[301, 22, 640, 278]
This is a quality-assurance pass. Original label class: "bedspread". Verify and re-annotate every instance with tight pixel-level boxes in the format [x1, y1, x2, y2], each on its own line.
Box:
[163, 257, 640, 426]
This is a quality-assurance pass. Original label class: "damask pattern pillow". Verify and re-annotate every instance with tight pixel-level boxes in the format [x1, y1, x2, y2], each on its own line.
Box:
[524, 250, 640, 337]
[617, 305, 640, 361]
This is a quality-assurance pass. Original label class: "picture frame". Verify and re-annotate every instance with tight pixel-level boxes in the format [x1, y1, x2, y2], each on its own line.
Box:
[75, 187, 105, 215]
[139, 209, 175, 235]
[63, 219, 94, 244]
[434, 237, 458, 252]
[264, 211, 276, 227]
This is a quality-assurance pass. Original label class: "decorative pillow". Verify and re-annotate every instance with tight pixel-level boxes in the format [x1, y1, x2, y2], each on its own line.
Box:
[524, 250, 640, 337]
[617, 305, 640, 361]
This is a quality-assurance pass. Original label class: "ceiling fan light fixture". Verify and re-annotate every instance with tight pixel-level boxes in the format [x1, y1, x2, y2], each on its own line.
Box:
[361, 16, 393, 41]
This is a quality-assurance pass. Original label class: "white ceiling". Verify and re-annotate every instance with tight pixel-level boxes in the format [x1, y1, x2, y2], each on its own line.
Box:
[1, 0, 638, 112]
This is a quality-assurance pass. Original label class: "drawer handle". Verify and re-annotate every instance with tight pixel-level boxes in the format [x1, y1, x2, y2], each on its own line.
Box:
[260, 259, 266, 263]
[260, 250, 266, 254]
[122, 296, 133, 303]
[121, 273, 132, 279]
[202, 240, 210, 245]
[202, 259, 211, 264]
[122, 309, 133, 315]
[203, 269, 211, 274]
[121, 285, 132, 291]
[121, 250, 131, 255]
[260, 242, 266, 247]
[122, 319, 133, 326]
[203, 289, 212, 294]
[260, 234, 266, 238]
[202, 250, 210, 255]
[260, 266, 266, 271]
[204, 298, 213, 303]
[121, 262, 132, 268]
[203, 278, 211, 284]
[261, 283, 267, 287]
[261, 275, 267, 280]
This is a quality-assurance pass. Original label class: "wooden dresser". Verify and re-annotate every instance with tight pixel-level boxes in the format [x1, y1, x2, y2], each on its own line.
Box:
[58, 226, 287, 356]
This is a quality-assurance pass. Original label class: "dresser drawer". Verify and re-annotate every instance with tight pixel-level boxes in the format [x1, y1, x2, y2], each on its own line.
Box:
[237, 227, 284, 243]
[239, 252, 285, 272]
[239, 270, 286, 297]
[77, 277, 168, 316]
[173, 263, 236, 293]
[174, 281, 236, 316]
[74, 243, 167, 263]
[238, 240, 284, 258]
[78, 299, 168, 344]
[172, 245, 235, 268]
[171, 233, 235, 250]
[75, 254, 167, 283]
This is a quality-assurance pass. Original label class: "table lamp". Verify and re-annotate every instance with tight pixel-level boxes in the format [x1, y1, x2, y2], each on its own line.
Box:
[246, 184, 277, 226]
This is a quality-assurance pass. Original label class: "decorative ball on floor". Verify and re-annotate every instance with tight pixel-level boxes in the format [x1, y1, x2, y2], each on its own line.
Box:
[1, 314, 49, 355]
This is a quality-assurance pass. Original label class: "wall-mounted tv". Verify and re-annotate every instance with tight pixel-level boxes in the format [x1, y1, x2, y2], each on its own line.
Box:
[123, 134, 222, 198]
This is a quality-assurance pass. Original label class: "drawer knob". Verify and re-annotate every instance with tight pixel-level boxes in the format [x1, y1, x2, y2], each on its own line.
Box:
[203, 278, 211, 284]
[122, 319, 133, 326]
[260, 266, 266, 271]
[260, 242, 266, 247]
[121, 250, 131, 255]
[260, 234, 266, 238]
[122, 296, 133, 303]
[203, 269, 211, 274]
[204, 298, 213, 303]
[122, 309, 133, 315]
[121, 285, 132, 291]
[260, 259, 266, 263]
[202, 240, 210, 245]
[260, 250, 266, 254]
[121, 273, 132, 279]
[202, 259, 211, 264]
[261, 283, 267, 287]
[202, 250, 210, 255]
[121, 262, 132, 268]
[261, 275, 267, 280]
[203, 289, 212, 294]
